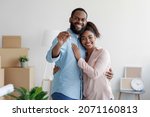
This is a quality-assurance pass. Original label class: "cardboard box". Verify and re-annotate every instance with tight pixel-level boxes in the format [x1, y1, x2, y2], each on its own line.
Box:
[120, 78, 133, 91]
[0, 48, 29, 67]
[0, 69, 4, 87]
[4, 67, 34, 90]
[0, 69, 4, 100]
[2, 35, 21, 48]
[0, 56, 1, 68]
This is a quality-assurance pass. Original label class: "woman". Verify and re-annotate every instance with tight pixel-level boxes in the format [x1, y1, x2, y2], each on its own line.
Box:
[72, 22, 114, 100]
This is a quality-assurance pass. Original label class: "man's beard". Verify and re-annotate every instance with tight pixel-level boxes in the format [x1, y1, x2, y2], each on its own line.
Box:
[70, 23, 86, 35]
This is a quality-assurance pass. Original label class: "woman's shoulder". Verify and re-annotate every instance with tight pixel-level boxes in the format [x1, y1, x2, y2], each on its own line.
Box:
[95, 47, 111, 62]
[95, 47, 109, 55]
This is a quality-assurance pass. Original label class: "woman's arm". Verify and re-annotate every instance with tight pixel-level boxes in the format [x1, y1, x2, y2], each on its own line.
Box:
[78, 49, 110, 79]
[72, 44, 111, 80]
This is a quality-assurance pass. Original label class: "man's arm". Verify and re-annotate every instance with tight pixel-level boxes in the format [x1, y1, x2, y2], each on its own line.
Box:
[52, 43, 62, 58]
[52, 31, 70, 58]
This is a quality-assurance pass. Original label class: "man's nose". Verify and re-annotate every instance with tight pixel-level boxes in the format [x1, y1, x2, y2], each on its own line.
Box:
[77, 19, 83, 24]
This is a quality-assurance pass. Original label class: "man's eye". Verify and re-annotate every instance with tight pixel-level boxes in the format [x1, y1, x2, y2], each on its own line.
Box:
[74, 17, 78, 20]
[73, 17, 79, 21]
[82, 19, 86, 22]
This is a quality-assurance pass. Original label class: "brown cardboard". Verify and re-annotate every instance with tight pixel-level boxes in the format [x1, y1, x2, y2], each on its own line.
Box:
[120, 78, 133, 91]
[0, 56, 1, 68]
[0, 69, 4, 87]
[2, 36, 21, 48]
[4, 67, 34, 90]
[0, 67, 4, 100]
[0, 48, 29, 67]
[124, 67, 142, 78]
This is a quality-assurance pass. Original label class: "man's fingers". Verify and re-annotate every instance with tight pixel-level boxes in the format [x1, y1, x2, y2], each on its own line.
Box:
[61, 31, 70, 37]
[105, 71, 113, 80]
[58, 31, 70, 40]
[107, 71, 113, 76]
[106, 74, 112, 79]
[109, 68, 112, 72]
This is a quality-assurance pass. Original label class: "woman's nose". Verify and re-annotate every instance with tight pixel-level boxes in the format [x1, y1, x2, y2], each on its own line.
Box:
[85, 38, 90, 42]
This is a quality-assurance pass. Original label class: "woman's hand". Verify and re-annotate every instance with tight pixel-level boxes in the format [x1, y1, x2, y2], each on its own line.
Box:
[72, 44, 81, 61]
[57, 31, 70, 46]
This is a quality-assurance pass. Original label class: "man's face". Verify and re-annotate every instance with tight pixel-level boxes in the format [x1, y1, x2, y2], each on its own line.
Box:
[70, 10, 87, 34]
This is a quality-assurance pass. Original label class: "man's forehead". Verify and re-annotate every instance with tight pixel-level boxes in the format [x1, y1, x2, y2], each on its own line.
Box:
[72, 10, 87, 18]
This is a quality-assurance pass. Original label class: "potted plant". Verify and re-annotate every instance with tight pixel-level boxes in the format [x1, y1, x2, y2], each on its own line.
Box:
[19, 56, 29, 68]
[8, 86, 48, 100]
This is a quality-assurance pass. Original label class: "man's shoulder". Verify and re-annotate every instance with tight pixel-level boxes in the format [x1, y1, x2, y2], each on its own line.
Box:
[67, 28, 78, 38]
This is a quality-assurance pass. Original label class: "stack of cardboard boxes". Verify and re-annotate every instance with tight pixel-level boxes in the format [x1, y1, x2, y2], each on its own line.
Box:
[0, 36, 34, 99]
[0, 36, 28, 67]
[0, 56, 4, 99]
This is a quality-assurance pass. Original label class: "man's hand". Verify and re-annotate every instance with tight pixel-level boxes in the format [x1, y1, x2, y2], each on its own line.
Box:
[105, 68, 113, 80]
[72, 44, 81, 60]
[57, 31, 70, 46]
[52, 31, 70, 58]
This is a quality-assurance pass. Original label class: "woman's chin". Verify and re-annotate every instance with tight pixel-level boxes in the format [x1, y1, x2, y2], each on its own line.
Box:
[84, 46, 93, 50]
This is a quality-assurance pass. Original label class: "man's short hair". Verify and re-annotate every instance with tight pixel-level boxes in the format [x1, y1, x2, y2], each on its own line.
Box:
[71, 8, 88, 18]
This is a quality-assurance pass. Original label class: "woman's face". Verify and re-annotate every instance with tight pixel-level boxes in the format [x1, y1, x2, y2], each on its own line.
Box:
[80, 30, 96, 50]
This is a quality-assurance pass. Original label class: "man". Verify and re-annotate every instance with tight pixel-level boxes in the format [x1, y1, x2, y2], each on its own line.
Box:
[46, 8, 113, 100]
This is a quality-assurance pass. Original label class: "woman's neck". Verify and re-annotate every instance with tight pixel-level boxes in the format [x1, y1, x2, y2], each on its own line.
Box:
[85, 47, 95, 62]
[86, 47, 95, 56]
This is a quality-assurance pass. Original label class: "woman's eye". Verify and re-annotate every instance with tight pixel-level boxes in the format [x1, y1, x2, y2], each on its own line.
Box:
[81, 37, 86, 40]
[89, 36, 93, 40]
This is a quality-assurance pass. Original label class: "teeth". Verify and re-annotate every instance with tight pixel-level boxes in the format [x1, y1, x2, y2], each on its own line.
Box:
[76, 24, 82, 28]
[86, 43, 91, 46]
[86, 44, 91, 46]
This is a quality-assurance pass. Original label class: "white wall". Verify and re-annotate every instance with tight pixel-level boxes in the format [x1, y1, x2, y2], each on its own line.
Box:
[0, 0, 150, 99]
